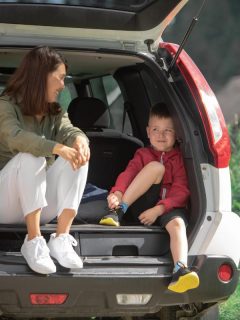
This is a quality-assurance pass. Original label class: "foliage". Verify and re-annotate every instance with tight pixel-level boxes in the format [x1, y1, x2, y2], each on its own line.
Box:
[220, 281, 240, 320]
[229, 123, 240, 215]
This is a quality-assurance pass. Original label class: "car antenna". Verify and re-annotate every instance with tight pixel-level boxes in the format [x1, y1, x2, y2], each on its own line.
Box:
[167, 0, 208, 76]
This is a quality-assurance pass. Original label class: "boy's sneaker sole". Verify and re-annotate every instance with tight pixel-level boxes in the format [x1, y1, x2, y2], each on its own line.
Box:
[99, 207, 125, 226]
[99, 215, 120, 227]
[168, 271, 199, 293]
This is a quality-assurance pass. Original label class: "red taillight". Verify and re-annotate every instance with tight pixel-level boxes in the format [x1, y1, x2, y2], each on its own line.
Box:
[218, 264, 233, 282]
[30, 293, 68, 305]
[160, 42, 231, 168]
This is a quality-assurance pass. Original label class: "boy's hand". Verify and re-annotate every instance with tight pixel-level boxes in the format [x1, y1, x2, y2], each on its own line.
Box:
[139, 205, 165, 226]
[107, 191, 123, 209]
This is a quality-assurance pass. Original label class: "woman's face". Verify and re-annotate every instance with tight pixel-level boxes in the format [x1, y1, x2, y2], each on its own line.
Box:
[46, 63, 66, 103]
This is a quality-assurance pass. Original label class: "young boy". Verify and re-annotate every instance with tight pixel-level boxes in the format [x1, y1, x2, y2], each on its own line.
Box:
[99, 102, 199, 293]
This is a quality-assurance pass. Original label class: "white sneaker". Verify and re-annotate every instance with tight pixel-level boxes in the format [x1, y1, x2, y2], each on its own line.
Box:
[48, 233, 83, 269]
[21, 235, 56, 274]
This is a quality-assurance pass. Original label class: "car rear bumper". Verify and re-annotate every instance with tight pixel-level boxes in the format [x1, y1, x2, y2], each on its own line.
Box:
[0, 254, 238, 318]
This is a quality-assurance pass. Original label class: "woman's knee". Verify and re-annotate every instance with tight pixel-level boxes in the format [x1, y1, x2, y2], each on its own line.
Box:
[65, 162, 89, 185]
[78, 162, 89, 177]
[18, 153, 46, 172]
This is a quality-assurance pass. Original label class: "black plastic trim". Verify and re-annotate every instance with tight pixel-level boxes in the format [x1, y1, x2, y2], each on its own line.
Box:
[0, 255, 238, 318]
[0, 1, 181, 30]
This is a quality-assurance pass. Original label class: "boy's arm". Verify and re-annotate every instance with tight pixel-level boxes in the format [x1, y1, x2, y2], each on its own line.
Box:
[157, 156, 190, 213]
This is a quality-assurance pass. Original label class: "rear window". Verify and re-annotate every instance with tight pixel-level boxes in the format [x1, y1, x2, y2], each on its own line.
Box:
[0, 0, 156, 12]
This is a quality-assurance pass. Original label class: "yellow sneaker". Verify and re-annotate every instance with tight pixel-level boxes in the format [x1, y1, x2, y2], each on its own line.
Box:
[99, 213, 120, 226]
[168, 265, 200, 293]
[99, 207, 125, 227]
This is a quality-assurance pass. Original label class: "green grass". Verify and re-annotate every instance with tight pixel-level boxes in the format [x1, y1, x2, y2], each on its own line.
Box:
[219, 280, 240, 320]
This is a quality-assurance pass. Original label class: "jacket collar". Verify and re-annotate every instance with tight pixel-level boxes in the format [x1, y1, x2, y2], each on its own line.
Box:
[149, 145, 180, 160]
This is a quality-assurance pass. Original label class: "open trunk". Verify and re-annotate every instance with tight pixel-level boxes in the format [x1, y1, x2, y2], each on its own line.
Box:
[0, 42, 237, 320]
[0, 46, 206, 269]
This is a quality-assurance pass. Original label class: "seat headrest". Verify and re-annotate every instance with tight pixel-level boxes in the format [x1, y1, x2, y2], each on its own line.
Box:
[67, 97, 110, 130]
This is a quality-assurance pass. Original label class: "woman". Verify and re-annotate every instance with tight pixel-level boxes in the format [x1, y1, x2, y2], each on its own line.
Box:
[0, 46, 90, 274]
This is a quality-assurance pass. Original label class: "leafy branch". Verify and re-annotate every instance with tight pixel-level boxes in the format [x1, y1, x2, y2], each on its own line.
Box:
[229, 123, 240, 216]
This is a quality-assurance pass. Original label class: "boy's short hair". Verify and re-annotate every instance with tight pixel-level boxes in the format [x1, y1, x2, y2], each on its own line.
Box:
[149, 102, 171, 119]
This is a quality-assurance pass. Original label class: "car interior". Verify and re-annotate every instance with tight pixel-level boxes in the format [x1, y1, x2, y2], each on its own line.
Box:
[0, 47, 207, 257]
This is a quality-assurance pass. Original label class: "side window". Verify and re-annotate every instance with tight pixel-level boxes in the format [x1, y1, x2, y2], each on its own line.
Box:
[58, 76, 78, 111]
[0, 75, 77, 111]
[0, 74, 10, 94]
[0, 84, 4, 95]
[89, 75, 133, 135]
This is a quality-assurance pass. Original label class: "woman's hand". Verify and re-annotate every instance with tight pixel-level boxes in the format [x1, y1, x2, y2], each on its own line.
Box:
[53, 143, 84, 170]
[72, 136, 90, 166]
[138, 204, 165, 226]
[107, 191, 123, 209]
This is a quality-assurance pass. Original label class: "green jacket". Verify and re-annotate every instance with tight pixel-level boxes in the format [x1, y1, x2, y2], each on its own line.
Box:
[0, 96, 88, 169]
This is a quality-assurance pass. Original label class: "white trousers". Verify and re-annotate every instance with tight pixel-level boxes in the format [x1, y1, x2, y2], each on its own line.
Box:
[0, 153, 88, 225]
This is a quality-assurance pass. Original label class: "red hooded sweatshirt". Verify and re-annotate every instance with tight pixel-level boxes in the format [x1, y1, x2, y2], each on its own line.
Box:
[110, 146, 190, 214]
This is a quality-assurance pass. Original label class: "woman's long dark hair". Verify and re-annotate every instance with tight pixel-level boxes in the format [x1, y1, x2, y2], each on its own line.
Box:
[2, 46, 68, 115]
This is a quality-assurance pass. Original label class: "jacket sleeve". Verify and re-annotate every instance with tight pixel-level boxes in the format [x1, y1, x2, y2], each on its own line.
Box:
[157, 155, 190, 213]
[54, 111, 89, 147]
[0, 99, 56, 157]
[110, 148, 145, 193]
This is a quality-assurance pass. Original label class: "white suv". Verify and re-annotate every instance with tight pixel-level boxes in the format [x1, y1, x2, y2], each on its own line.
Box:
[0, 1, 239, 320]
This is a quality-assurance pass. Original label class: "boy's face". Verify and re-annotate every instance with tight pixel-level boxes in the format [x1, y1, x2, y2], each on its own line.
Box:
[147, 116, 176, 152]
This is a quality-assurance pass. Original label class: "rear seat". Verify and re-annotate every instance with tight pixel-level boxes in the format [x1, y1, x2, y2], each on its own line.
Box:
[68, 97, 144, 191]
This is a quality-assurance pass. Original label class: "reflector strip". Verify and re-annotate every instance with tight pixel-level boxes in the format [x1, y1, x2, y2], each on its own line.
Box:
[218, 264, 233, 282]
[30, 293, 68, 305]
